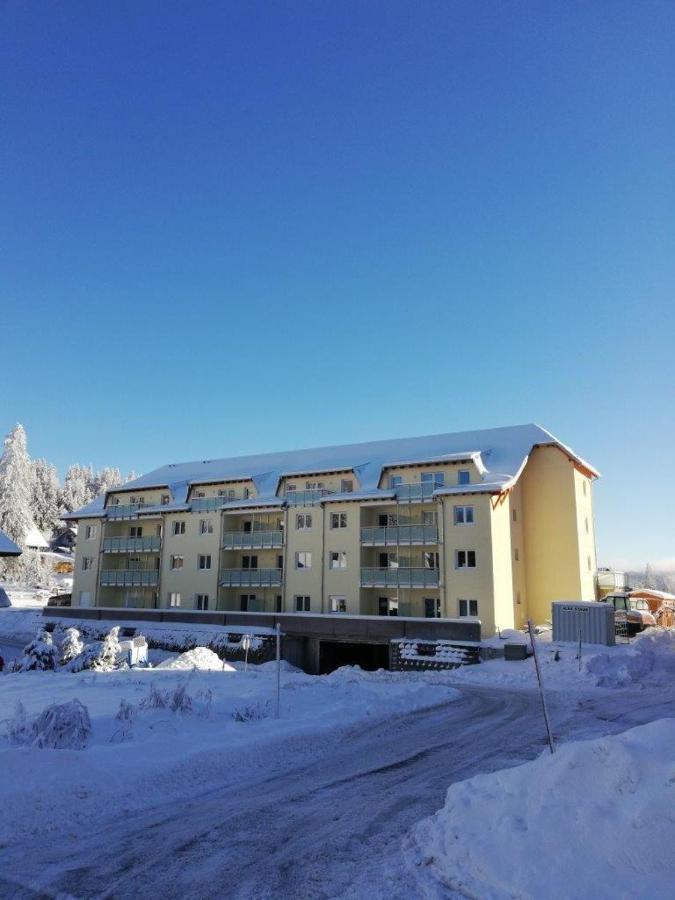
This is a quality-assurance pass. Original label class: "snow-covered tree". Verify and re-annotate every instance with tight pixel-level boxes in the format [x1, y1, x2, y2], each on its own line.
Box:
[31, 458, 61, 536]
[69, 627, 121, 672]
[0, 423, 34, 546]
[60, 463, 95, 513]
[59, 627, 84, 665]
[15, 630, 58, 672]
[91, 466, 123, 496]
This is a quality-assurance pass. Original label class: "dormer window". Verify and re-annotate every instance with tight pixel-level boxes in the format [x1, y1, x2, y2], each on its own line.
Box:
[161, 495, 170, 505]
[457, 470, 471, 486]
[422, 472, 445, 487]
[341, 479, 354, 493]
[390, 476, 403, 488]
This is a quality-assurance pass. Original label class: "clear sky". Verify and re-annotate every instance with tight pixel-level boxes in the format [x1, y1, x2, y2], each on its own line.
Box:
[1, 1, 673, 567]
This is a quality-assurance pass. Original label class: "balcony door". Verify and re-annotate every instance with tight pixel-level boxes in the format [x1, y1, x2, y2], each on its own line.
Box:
[379, 597, 398, 616]
[242, 555, 258, 570]
[379, 552, 398, 569]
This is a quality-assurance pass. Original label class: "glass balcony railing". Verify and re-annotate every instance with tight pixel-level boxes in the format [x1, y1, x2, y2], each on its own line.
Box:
[360, 525, 439, 545]
[219, 568, 283, 587]
[222, 530, 284, 550]
[391, 482, 439, 502]
[283, 489, 334, 506]
[191, 496, 235, 512]
[360, 567, 440, 588]
[100, 569, 159, 587]
[106, 503, 147, 519]
[102, 536, 161, 553]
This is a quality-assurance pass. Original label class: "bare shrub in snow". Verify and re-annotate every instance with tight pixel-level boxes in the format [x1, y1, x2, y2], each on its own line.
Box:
[169, 684, 193, 714]
[232, 701, 270, 722]
[14, 630, 58, 672]
[139, 683, 169, 709]
[110, 699, 136, 743]
[4, 701, 31, 746]
[60, 628, 84, 665]
[194, 688, 213, 719]
[30, 699, 92, 750]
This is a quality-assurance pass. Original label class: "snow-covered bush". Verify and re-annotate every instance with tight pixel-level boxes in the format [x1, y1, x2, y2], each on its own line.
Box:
[110, 699, 135, 743]
[59, 628, 84, 665]
[14, 630, 58, 672]
[139, 683, 169, 709]
[4, 701, 31, 746]
[31, 699, 92, 750]
[68, 627, 121, 672]
[232, 701, 270, 722]
[169, 684, 192, 714]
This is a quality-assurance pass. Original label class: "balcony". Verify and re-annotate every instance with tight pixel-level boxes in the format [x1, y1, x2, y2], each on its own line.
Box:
[191, 496, 230, 512]
[100, 569, 159, 587]
[360, 525, 439, 546]
[106, 503, 147, 519]
[222, 530, 284, 550]
[220, 568, 283, 587]
[102, 536, 162, 553]
[284, 489, 334, 506]
[391, 483, 438, 502]
[361, 567, 440, 588]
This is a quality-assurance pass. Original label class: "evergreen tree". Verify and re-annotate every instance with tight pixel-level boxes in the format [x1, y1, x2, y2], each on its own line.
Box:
[0, 423, 34, 546]
[60, 463, 95, 513]
[15, 629, 58, 672]
[59, 627, 84, 665]
[91, 466, 123, 496]
[31, 458, 61, 536]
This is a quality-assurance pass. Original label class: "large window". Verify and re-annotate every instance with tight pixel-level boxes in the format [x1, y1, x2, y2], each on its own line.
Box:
[305, 480, 324, 490]
[240, 594, 256, 611]
[195, 594, 209, 610]
[330, 551, 347, 570]
[455, 550, 476, 569]
[331, 596, 347, 613]
[172, 521, 186, 536]
[296, 513, 312, 530]
[198, 554, 212, 570]
[454, 505, 474, 525]
[390, 475, 403, 488]
[330, 512, 347, 529]
[295, 595, 311, 612]
[458, 599, 478, 616]
[168, 592, 181, 608]
[425, 598, 441, 618]
[129, 525, 143, 538]
[295, 552, 312, 570]
[199, 519, 214, 535]
[341, 479, 354, 493]
[170, 555, 184, 570]
[422, 471, 445, 487]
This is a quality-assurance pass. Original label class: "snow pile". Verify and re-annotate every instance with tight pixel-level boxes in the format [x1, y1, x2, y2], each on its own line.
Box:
[410, 718, 675, 899]
[586, 629, 675, 688]
[156, 647, 233, 671]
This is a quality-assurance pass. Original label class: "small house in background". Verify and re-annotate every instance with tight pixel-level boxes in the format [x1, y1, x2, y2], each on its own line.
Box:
[629, 588, 675, 628]
[0, 528, 21, 557]
[50, 523, 77, 555]
[24, 523, 49, 552]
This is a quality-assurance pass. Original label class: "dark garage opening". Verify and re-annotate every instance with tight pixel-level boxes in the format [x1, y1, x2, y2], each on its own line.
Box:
[319, 640, 390, 674]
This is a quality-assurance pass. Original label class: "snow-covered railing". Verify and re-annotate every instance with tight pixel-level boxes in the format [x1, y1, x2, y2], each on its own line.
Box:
[391, 638, 479, 671]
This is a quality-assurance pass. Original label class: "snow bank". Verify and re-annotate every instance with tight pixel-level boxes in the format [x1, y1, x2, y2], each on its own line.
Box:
[156, 647, 234, 672]
[410, 718, 675, 899]
[586, 629, 675, 688]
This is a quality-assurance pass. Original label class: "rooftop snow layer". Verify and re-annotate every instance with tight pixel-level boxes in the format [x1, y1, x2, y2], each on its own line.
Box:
[64, 424, 598, 520]
[0, 528, 21, 556]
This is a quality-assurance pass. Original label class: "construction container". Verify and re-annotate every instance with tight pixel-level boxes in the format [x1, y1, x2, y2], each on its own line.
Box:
[552, 601, 615, 646]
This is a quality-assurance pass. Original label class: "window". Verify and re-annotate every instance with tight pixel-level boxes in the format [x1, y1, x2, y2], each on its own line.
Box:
[422, 471, 445, 487]
[198, 554, 212, 570]
[85, 524, 96, 540]
[512, 508, 517, 523]
[199, 519, 214, 535]
[379, 597, 398, 616]
[172, 521, 186, 536]
[275, 595, 283, 613]
[379, 514, 398, 527]
[457, 470, 471, 485]
[82, 557, 93, 571]
[295, 595, 311, 612]
[170, 555, 184, 570]
[330, 551, 347, 570]
[390, 475, 403, 488]
[195, 594, 209, 610]
[423, 551, 439, 569]
[194, 491, 205, 499]
[341, 479, 354, 493]
[331, 596, 347, 613]
[168, 592, 181, 608]
[243, 487, 250, 498]
[514, 548, 519, 561]
[454, 505, 474, 525]
[455, 550, 476, 569]
[305, 480, 324, 490]
[161, 494, 170, 505]
[129, 526, 143, 538]
[240, 594, 256, 611]
[285, 484, 297, 492]
[296, 513, 312, 530]
[459, 599, 478, 616]
[295, 552, 312, 570]
[242, 554, 258, 569]
[330, 512, 347, 529]
[424, 598, 441, 618]
[79, 591, 92, 607]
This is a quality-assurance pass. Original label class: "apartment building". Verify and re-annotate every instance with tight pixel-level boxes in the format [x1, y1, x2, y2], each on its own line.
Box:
[64, 424, 599, 636]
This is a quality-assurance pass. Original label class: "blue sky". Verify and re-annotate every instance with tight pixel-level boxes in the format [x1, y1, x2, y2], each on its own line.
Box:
[1, 2, 673, 566]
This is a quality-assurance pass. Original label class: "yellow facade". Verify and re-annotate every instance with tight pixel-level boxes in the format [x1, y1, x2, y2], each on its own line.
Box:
[67, 433, 598, 636]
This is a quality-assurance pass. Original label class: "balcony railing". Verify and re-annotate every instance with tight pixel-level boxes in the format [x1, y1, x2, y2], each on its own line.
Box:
[220, 568, 283, 587]
[283, 489, 334, 506]
[106, 503, 147, 519]
[222, 530, 284, 550]
[361, 567, 440, 588]
[102, 536, 161, 553]
[190, 496, 230, 512]
[391, 483, 438, 502]
[100, 569, 159, 587]
[360, 525, 439, 546]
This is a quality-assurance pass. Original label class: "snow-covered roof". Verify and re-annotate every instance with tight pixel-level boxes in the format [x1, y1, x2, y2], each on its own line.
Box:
[24, 523, 49, 550]
[63, 424, 599, 520]
[0, 529, 21, 556]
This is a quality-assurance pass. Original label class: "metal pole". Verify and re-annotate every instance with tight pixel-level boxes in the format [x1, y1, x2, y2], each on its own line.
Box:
[274, 622, 281, 719]
[527, 619, 555, 754]
[578, 625, 582, 673]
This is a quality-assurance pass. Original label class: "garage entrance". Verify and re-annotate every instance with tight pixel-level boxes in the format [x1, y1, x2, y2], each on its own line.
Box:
[319, 640, 390, 675]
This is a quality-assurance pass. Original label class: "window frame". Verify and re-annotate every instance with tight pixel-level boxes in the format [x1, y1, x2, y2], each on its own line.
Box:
[453, 505, 474, 525]
[295, 551, 312, 570]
